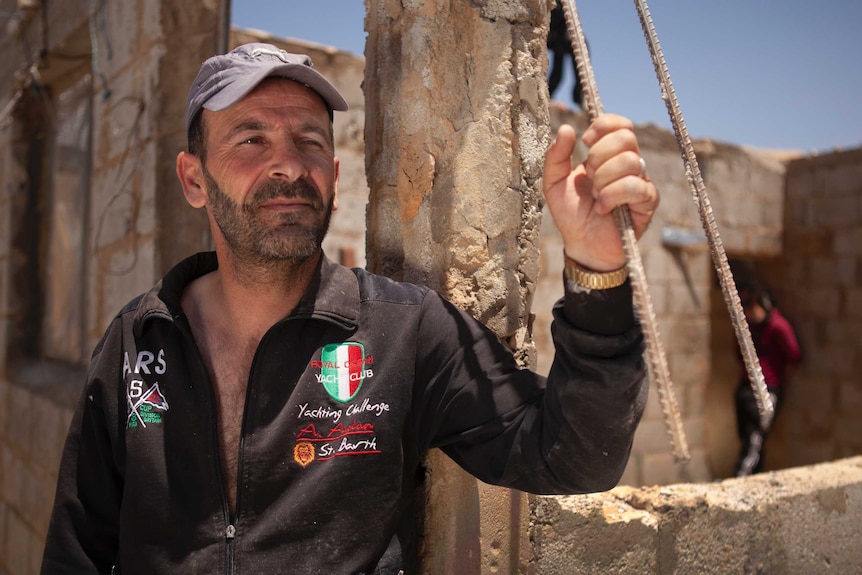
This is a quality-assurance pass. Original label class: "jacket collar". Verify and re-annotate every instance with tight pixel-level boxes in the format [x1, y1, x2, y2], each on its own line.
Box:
[133, 251, 360, 335]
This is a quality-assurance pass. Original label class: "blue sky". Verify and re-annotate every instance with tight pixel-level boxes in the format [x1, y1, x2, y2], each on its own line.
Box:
[232, 1, 861, 154]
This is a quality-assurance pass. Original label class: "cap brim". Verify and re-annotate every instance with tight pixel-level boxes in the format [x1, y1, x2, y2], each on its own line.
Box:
[203, 63, 349, 114]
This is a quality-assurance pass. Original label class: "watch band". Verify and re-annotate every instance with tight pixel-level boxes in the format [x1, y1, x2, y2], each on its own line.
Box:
[564, 254, 629, 290]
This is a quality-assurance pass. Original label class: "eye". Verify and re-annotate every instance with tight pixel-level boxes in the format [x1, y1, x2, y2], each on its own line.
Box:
[240, 135, 265, 145]
[298, 137, 326, 149]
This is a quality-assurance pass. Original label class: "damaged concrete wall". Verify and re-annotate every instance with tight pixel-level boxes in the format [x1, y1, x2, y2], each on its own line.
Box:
[529, 456, 862, 574]
[0, 0, 221, 571]
[0, 0, 221, 366]
[364, 0, 547, 359]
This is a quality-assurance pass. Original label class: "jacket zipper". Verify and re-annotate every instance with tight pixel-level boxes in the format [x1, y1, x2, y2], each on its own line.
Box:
[223, 329, 269, 573]
[222, 319, 307, 570]
[226, 523, 236, 573]
[216, 324, 279, 573]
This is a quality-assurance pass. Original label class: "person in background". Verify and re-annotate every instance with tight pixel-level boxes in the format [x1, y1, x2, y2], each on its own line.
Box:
[547, 0, 585, 108]
[41, 42, 659, 573]
[734, 279, 801, 477]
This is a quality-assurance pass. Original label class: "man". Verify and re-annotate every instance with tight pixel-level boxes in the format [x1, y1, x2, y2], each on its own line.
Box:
[42, 43, 659, 574]
[734, 279, 801, 477]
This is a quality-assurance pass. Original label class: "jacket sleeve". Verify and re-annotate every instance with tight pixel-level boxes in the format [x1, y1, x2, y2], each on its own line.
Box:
[775, 311, 801, 367]
[415, 276, 647, 495]
[41, 322, 125, 574]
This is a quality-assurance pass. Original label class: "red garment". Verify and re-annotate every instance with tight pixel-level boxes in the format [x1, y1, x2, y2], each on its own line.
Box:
[741, 308, 801, 389]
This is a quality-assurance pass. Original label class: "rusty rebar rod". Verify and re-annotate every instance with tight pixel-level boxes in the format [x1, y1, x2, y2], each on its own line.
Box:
[559, 0, 691, 462]
[632, 0, 773, 429]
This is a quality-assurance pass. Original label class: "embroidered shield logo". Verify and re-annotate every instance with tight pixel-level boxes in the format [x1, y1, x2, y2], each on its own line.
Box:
[319, 343, 366, 402]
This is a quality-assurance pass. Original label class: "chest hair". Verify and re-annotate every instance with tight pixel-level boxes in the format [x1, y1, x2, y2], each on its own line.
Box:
[196, 327, 259, 515]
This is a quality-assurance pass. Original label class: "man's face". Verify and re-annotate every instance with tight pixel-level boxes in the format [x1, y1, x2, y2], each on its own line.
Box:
[197, 78, 339, 264]
[740, 291, 765, 324]
[201, 165, 335, 263]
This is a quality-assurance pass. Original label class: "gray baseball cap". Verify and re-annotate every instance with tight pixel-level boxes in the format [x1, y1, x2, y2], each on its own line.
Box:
[185, 42, 349, 132]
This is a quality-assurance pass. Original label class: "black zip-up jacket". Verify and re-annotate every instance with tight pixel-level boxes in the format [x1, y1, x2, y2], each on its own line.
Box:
[41, 251, 647, 574]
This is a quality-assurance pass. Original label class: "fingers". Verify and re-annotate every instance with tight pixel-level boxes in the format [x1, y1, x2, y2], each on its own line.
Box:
[589, 150, 643, 194]
[581, 114, 635, 148]
[582, 115, 640, 181]
[596, 178, 659, 234]
[587, 163, 658, 238]
[582, 114, 659, 221]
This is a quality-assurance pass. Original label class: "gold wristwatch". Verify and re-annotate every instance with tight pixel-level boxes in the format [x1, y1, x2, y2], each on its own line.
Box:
[564, 254, 629, 290]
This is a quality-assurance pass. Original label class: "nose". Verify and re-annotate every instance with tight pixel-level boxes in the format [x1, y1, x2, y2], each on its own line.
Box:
[267, 139, 308, 182]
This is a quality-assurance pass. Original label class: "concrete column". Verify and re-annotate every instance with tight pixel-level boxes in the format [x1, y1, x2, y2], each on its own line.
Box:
[364, 0, 551, 571]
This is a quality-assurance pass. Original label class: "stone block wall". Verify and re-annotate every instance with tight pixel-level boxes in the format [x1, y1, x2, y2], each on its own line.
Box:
[0, 1, 221, 572]
[529, 456, 862, 574]
[765, 148, 862, 470]
[0, 379, 73, 575]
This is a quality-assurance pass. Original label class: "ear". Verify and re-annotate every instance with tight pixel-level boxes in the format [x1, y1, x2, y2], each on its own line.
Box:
[176, 151, 207, 208]
[332, 156, 340, 211]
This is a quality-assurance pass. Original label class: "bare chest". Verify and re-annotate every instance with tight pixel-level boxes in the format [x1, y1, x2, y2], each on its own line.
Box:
[208, 345, 255, 432]
[198, 333, 259, 512]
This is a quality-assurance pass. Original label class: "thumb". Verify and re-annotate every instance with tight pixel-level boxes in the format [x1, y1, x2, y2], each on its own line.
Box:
[544, 125, 577, 192]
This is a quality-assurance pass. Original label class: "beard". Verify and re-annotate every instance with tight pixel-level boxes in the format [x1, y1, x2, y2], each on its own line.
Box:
[202, 167, 334, 269]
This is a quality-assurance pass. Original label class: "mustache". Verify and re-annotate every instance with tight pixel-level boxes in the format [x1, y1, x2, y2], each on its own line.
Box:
[250, 178, 323, 208]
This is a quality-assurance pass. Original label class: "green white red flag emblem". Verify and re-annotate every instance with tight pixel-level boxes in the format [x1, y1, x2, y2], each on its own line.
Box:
[320, 343, 366, 402]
